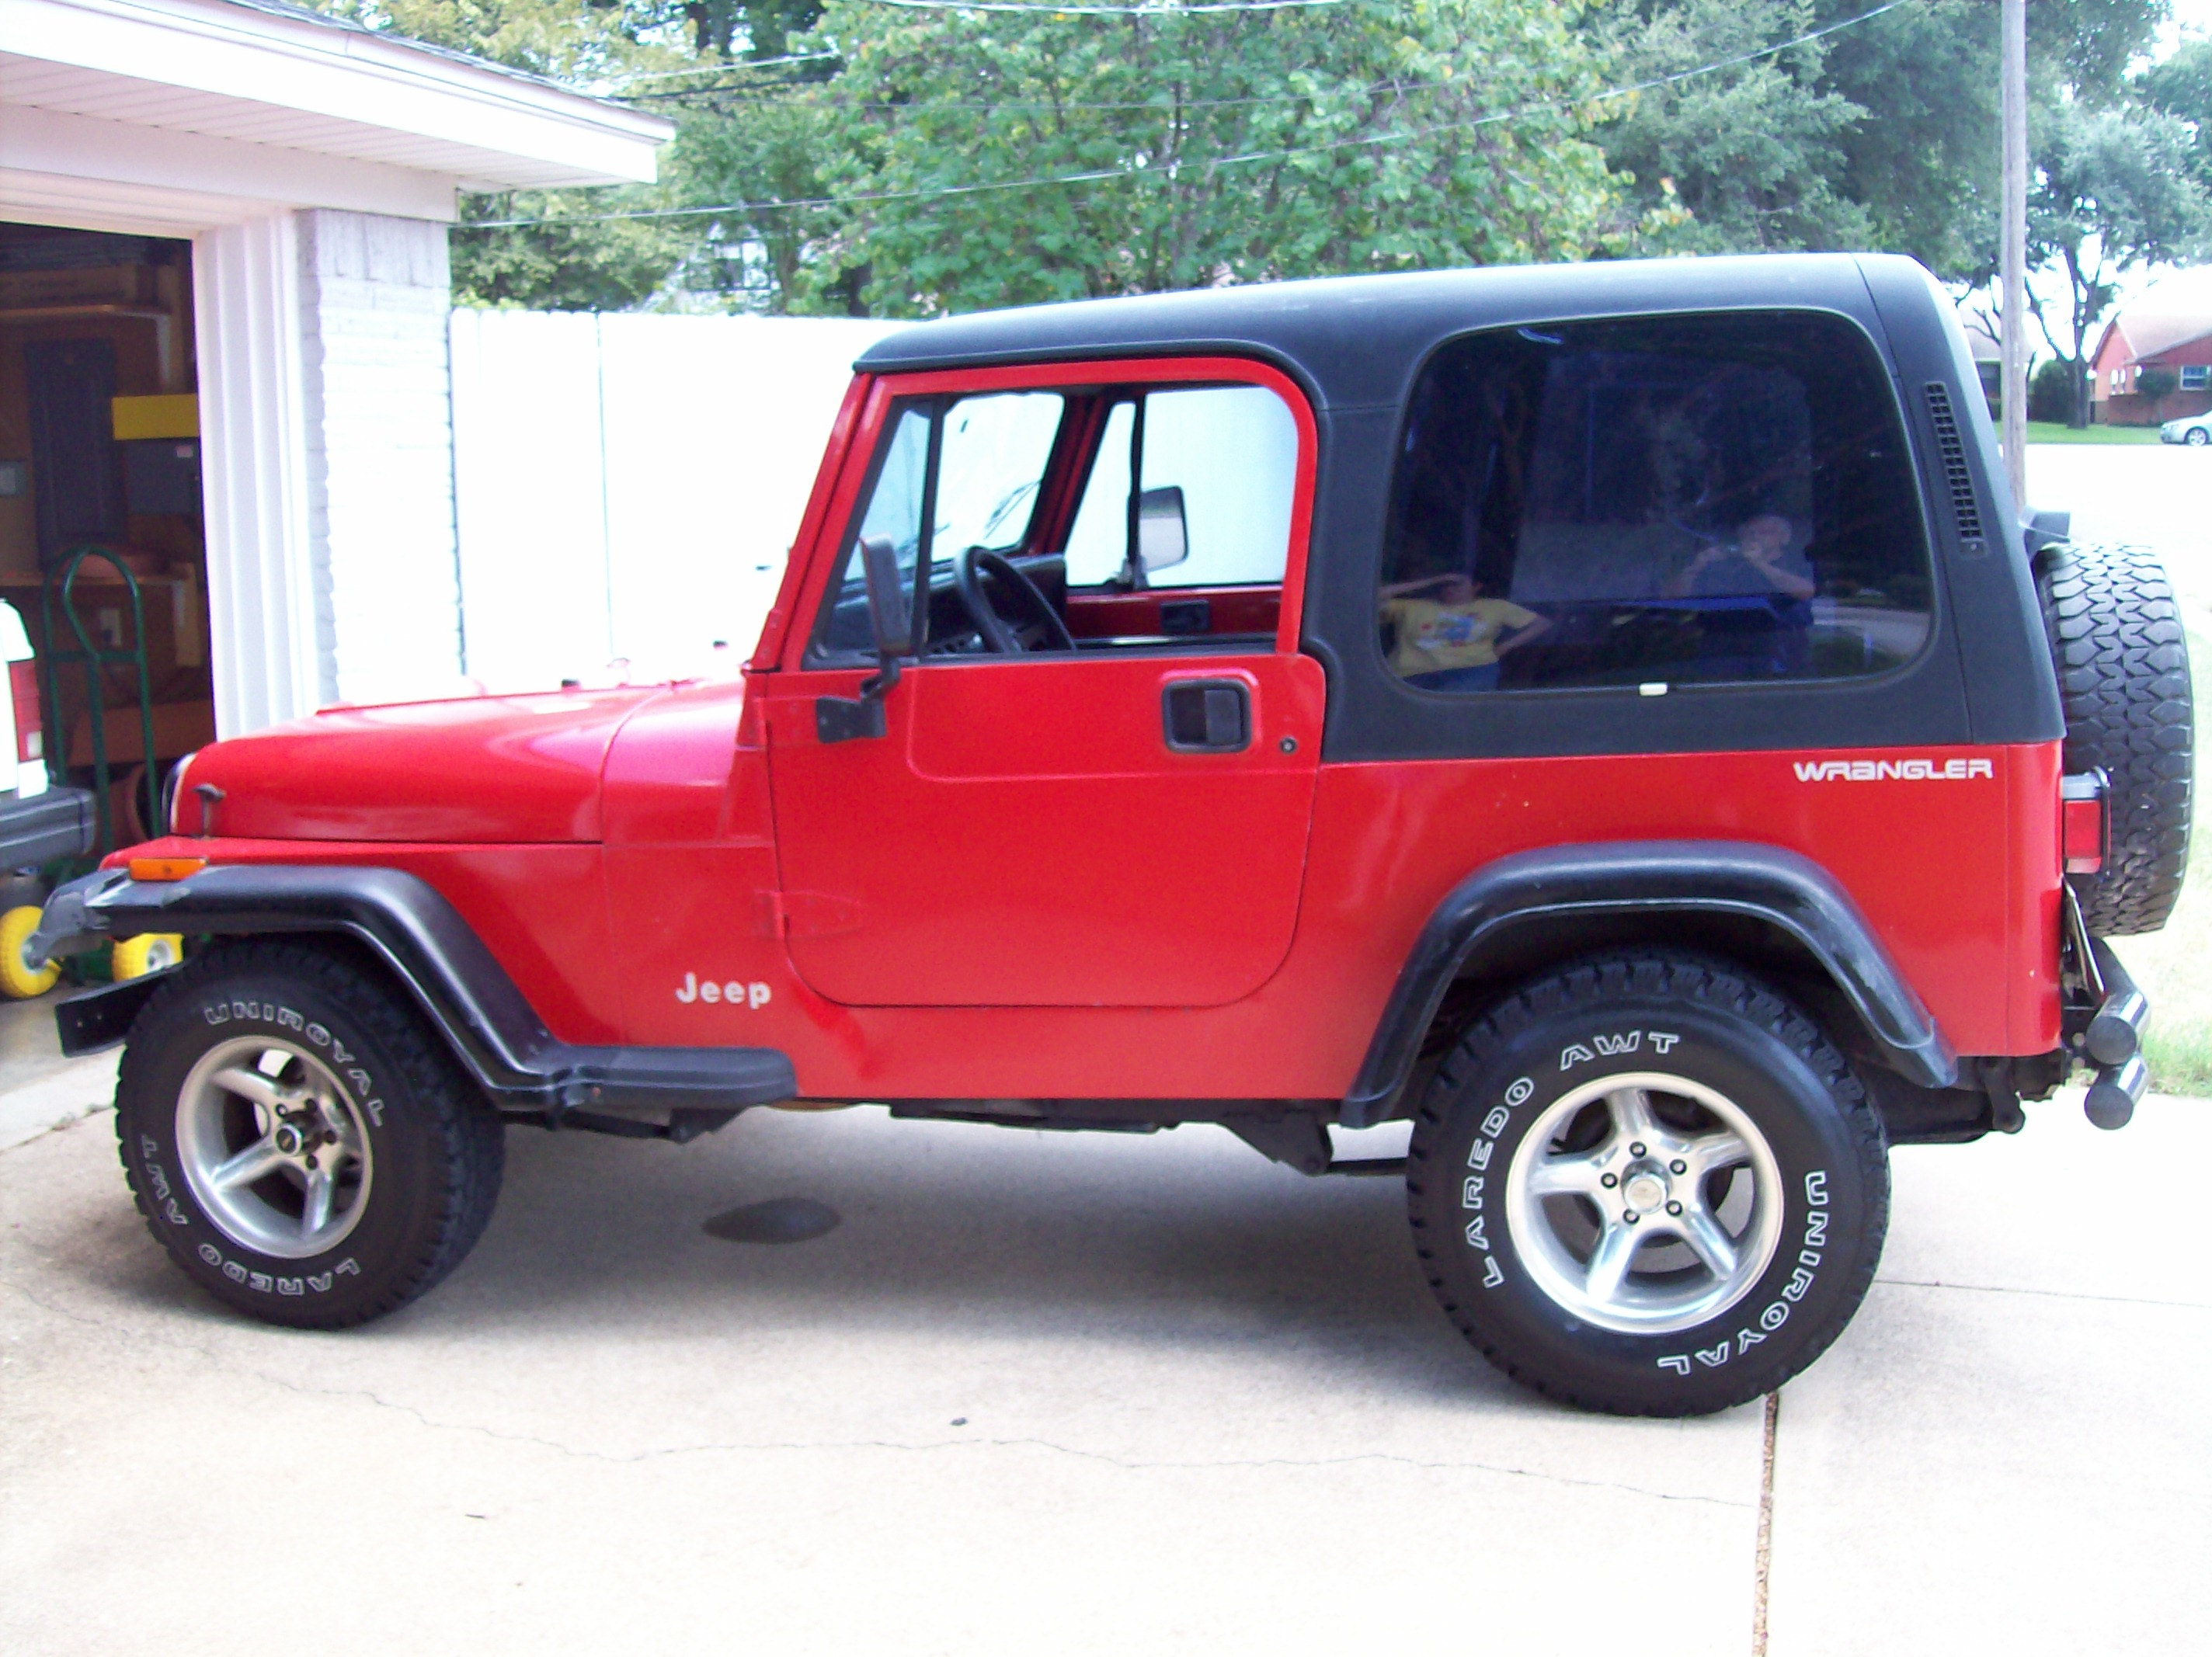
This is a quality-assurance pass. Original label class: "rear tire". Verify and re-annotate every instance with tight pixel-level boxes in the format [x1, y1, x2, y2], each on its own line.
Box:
[1407, 954, 1888, 1416]
[2037, 540, 2194, 935]
[114, 940, 504, 1329]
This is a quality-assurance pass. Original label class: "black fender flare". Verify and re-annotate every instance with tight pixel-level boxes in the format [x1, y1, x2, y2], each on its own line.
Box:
[50, 863, 796, 1117]
[1341, 840, 1957, 1127]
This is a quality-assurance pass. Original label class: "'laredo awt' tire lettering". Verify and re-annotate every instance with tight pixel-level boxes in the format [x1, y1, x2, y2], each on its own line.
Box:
[1407, 954, 1889, 1417]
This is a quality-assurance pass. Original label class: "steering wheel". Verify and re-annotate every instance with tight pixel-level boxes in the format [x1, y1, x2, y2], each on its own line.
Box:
[954, 547, 1076, 655]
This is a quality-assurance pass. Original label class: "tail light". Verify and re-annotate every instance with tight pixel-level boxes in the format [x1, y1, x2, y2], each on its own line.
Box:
[7, 660, 41, 765]
[2062, 771, 2107, 874]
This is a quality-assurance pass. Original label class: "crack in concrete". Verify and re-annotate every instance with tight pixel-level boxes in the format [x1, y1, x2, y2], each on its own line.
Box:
[1875, 1275, 2210, 1311]
[1751, 1391, 1778, 1655]
[1, 1277, 1751, 1509]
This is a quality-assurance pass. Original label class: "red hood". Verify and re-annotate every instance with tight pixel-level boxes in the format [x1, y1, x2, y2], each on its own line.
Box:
[176, 688, 666, 843]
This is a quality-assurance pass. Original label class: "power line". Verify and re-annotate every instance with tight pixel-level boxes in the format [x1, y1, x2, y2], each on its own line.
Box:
[596, 50, 842, 88]
[857, 0, 1357, 13]
[641, 0, 1909, 115]
[461, 0, 1911, 228]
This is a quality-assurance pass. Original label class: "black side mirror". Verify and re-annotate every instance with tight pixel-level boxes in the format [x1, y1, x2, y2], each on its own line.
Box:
[861, 535, 914, 660]
[819, 536, 912, 745]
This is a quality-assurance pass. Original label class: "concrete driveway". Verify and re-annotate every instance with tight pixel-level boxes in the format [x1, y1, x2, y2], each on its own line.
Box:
[2, 1061, 2204, 1655]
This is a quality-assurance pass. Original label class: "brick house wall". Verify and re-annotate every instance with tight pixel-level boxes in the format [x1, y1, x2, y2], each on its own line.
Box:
[2091, 318, 2212, 425]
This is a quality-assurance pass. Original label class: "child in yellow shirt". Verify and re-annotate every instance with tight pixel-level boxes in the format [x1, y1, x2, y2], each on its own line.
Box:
[1378, 572, 1550, 691]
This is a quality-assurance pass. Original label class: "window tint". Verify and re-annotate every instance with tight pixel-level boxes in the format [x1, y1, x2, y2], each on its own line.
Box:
[815, 391, 1064, 655]
[1377, 313, 1932, 694]
[1064, 384, 1298, 589]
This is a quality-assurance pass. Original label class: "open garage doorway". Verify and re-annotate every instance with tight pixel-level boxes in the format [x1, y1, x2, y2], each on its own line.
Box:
[0, 222, 214, 858]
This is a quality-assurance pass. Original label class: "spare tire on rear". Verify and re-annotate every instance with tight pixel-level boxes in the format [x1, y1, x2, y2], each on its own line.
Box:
[2036, 541, 2193, 935]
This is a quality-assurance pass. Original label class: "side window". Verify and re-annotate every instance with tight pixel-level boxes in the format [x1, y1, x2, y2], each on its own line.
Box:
[1063, 384, 1299, 589]
[813, 391, 1064, 658]
[1376, 313, 1933, 694]
[934, 392, 1064, 557]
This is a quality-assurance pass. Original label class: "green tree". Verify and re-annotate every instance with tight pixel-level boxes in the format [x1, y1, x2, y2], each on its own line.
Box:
[2140, 36, 2212, 186]
[2028, 100, 2210, 426]
[663, 91, 860, 314]
[812, 0, 1619, 316]
[1813, 0, 2000, 280]
[2029, 356, 2080, 422]
[1596, 0, 1871, 255]
[1597, 0, 2174, 278]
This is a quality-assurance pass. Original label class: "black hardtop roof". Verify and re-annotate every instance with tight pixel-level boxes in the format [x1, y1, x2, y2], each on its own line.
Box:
[854, 252, 1929, 410]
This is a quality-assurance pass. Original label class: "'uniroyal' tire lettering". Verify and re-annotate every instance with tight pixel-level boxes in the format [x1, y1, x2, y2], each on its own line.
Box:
[1658, 1167, 1830, 1378]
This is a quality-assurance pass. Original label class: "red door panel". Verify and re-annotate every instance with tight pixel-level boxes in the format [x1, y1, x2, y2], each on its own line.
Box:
[763, 651, 1324, 1007]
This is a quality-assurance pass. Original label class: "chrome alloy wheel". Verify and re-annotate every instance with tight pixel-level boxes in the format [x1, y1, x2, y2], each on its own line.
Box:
[1503, 1072, 1782, 1336]
[176, 1037, 374, 1259]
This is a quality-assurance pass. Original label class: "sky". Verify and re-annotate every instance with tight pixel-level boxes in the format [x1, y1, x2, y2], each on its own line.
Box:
[2169, 0, 2212, 46]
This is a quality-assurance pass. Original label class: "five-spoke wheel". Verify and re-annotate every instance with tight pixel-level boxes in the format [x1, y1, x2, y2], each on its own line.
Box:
[116, 940, 504, 1328]
[1408, 953, 1889, 1416]
[176, 1036, 374, 1258]
[1504, 1072, 1782, 1335]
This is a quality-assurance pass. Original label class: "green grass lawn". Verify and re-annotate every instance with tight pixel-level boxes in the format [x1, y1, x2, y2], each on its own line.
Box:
[2026, 421, 2165, 444]
[2106, 625, 2212, 1096]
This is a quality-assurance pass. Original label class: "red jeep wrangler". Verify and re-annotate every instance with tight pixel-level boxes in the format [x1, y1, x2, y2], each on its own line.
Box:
[29, 254, 2189, 1416]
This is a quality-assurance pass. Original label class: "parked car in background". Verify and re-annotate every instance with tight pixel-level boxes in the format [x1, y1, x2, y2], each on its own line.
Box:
[2159, 413, 2212, 445]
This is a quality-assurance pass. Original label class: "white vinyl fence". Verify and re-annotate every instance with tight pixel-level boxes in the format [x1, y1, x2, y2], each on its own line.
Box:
[448, 311, 896, 692]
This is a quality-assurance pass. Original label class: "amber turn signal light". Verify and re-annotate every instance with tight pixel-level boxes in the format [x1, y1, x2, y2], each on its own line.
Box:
[127, 856, 207, 883]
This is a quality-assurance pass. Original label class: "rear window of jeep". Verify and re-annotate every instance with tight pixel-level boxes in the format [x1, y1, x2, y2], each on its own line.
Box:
[1376, 311, 1933, 694]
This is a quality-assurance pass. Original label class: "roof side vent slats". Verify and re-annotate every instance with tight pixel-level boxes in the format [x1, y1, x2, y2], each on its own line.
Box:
[1923, 382, 1986, 555]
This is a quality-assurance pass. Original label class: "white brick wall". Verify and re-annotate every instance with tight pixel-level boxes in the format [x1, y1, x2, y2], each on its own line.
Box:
[296, 209, 462, 706]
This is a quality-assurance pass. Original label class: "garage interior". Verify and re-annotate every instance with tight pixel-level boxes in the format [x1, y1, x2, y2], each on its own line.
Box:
[0, 221, 214, 851]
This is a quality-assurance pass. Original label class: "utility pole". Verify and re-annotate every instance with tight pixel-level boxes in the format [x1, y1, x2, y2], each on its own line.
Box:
[2002, 0, 2029, 510]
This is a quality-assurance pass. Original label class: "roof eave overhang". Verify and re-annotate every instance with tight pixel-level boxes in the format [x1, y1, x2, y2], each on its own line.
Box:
[0, 0, 673, 194]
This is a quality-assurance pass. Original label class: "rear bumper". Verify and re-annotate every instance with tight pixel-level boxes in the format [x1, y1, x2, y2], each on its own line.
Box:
[0, 787, 94, 872]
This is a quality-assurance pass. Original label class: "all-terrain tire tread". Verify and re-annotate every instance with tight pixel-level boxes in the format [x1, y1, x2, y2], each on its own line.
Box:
[1405, 953, 1889, 1416]
[113, 938, 504, 1326]
[2037, 541, 2194, 936]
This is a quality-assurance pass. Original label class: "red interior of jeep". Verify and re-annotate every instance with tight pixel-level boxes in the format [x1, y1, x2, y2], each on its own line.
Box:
[1062, 585, 1282, 640]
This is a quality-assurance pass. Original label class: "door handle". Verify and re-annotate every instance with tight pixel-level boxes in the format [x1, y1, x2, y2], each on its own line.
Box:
[1162, 679, 1250, 753]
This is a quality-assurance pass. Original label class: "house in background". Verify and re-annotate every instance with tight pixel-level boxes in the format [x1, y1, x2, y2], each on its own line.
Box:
[2089, 310, 2212, 426]
[0, 0, 669, 788]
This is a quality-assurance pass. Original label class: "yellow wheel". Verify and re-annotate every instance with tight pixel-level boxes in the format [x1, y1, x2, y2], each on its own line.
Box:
[0, 905, 62, 999]
[112, 933, 184, 980]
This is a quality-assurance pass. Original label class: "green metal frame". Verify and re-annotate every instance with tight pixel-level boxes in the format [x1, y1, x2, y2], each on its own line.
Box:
[41, 545, 164, 855]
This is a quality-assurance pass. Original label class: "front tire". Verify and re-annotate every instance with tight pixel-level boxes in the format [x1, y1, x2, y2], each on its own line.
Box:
[1408, 954, 1888, 1416]
[114, 940, 504, 1329]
